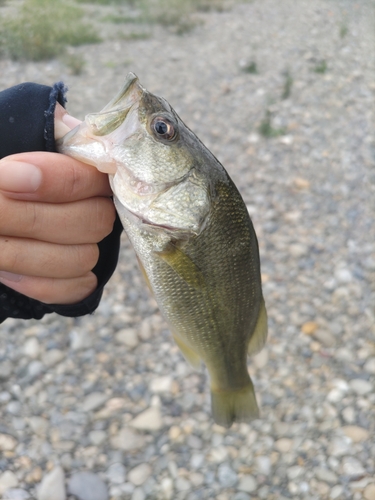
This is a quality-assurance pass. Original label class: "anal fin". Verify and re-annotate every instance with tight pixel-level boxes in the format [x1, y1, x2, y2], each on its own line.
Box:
[247, 298, 268, 356]
[172, 333, 201, 369]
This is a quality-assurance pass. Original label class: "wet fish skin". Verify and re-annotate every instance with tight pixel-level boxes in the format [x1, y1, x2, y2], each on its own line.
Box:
[58, 73, 267, 428]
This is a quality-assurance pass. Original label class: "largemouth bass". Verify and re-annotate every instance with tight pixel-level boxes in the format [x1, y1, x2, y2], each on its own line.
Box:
[58, 73, 267, 428]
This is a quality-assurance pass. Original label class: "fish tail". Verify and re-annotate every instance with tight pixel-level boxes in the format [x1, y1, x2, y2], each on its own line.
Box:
[210, 381, 259, 428]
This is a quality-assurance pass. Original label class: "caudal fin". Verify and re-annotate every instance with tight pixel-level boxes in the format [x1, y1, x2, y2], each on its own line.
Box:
[210, 382, 259, 428]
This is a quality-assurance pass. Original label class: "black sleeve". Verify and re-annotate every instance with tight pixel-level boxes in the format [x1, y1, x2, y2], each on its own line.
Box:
[0, 82, 123, 323]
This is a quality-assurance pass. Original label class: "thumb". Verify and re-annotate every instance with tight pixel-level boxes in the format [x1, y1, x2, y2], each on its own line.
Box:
[54, 103, 81, 140]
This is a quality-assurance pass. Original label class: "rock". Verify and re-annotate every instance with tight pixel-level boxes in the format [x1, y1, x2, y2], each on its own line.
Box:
[190, 453, 205, 469]
[334, 267, 352, 283]
[131, 488, 145, 500]
[349, 379, 372, 395]
[81, 392, 108, 412]
[364, 358, 375, 374]
[328, 437, 352, 456]
[287, 466, 303, 480]
[301, 322, 318, 335]
[234, 493, 251, 500]
[238, 475, 257, 493]
[364, 484, 375, 500]
[69, 330, 92, 351]
[175, 477, 191, 491]
[115, 328, 139, 349]
[342, 406, 356, 423]
[255, 456, 271, 475]
[0, 359, 13, 380]
[128, 464, 151, 486]
[0, 434, 17, 451]
[159, 477, 173, 500]
[217, 463, 237, 488]
[0, 471, 18, 495]
[23, 337, 40, 358]
[68, 472, 108, 500]
[28, 416, 49, 437]
[37, 466, 66, 500]
[314, 468, 338, 484]
[342, 457, 366, 477]
[149, 376, 173, 393]
[341, 425, 369, 442]
[111, 427, 145, 451]
[3, 489, 30, 499]
[275, 438, 293, 453]
[129, 407, 163, 431]
[330, 485, 344, 499]
[106, 463, 126, 484]
[313, 329, 336, 347]
[6, 401, 21, 415]
[89, 430, 107, 446]
[42, 349, 64, 367]
[27, 361, 44, 378]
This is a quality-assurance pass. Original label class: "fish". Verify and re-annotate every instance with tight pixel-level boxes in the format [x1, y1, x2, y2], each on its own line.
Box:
[57, 73, 267, 428]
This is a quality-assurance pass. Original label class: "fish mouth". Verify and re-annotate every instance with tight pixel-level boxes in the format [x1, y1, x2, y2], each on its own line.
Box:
[85, 73, 144, 137]
[57, 73, 144, 173]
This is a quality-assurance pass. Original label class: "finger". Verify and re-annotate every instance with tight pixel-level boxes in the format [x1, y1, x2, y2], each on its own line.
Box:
[0, 236, 99, 278]
[0, 194, 116, 244]
[0, 151, 112, 202]
[0, 272, 97, 304]
[54, 103, 82, 140]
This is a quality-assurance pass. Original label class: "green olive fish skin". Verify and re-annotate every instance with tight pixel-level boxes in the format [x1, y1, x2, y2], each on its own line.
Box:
[58, 73, 267, 428]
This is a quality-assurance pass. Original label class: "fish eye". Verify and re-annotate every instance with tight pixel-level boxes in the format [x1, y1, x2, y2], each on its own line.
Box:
[151, 117, 176, 141]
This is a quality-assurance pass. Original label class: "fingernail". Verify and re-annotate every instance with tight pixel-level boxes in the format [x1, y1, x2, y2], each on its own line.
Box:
[0, 271, 23, 282]
[0, 161, 42, 192]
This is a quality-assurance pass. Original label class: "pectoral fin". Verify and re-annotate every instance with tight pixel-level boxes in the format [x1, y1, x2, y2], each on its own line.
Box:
[247, 298, 268, 356]
[155, 243, 205, 290]
[172, 333, 201, 369]
[136, 255, 153, 294]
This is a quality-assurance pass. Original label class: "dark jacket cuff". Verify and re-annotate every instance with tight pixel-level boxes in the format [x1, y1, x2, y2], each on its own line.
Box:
[0, 82, 122, 323]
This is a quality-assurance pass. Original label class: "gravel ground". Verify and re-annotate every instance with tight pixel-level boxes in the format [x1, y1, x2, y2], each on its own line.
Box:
[0, 0, 374, 499]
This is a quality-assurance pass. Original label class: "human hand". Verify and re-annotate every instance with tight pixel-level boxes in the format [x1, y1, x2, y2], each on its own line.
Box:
[0, 104, 116, 304]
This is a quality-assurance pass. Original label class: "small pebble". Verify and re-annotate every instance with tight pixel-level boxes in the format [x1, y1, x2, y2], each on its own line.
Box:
[129, 407, 163, 431]
[128, 464, 151, 486]
[341, 425, 369, 442]
[0, 359, 13, 380]
[0, 471, 18, 496]
[238, 475, 257, 493]
[349, 379, 372, 395]
[37, 466, 65, 500]
[275, 438, 293, 452]
[115, 328, 139, 348]
[314, 467, 338, 484]
[342, 457, 366, 477]
[217, 463, 237, 488]
[110, 427, 145, 451]
[364, 358, 375, 374]
[255, 456, 271, 475]
[68, 471, 108, 500]
[0, 434, 18, 451]
[364, 484, 375, 500]
[23, 337, 40, 358]
[106, 463, 126, 484]
[42, 349, 64, 367]
[81, 392, 108, 412]
[3, 489, 31, 499]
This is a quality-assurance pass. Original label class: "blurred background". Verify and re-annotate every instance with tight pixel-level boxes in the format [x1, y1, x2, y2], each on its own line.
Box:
[0, 1, 374, 499]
